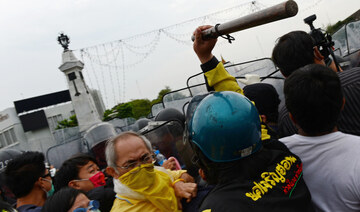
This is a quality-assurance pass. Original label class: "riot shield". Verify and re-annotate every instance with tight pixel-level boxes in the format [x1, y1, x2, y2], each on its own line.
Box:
[333, 20, 360, 56]
[151, 102, 165, 117]
[46, 138, 88, 169]
[229, 58, 284, 101]
[162, 88, 193, 113]
[83, 123, 117, 169]
[0, 149, 22, 204]
[186, 58, 285, 101]
[142, 120, 198, 177]
[0, 149, 22, 174]
[333, 20, 360, 69]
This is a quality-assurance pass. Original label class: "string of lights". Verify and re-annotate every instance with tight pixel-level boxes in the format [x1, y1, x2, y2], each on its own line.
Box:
[78, 0, 325, 108]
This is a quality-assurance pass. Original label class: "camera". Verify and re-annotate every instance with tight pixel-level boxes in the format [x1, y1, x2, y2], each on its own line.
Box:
[304, 14, 340, 71]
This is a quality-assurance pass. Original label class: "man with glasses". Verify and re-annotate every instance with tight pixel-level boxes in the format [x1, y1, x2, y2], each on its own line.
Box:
[4, 151, 52, 212]
[105, 131, 197, 212]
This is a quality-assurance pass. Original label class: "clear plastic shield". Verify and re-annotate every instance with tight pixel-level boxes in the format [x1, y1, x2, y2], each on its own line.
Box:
[346, 20, 360, 54]
[333, 25, 347, 56]
[162, 88, 193, 112]
[142, 120, 198, 177]
[333, 20, 360, 56]
[151, 102, 165, 117]
[46, 138, 88, 169]
[187, 58, 284, 101]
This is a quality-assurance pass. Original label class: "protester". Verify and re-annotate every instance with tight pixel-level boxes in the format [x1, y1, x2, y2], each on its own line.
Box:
[185, 91, 314, 211]
[105, 131, 197, 212]
[54, 153, 115, 212]
[42, 187, 99, 212]
[193, 25, 272, 141]
[272, 30, 360, 137]
[279, 64, 360, 211]
[4, 152, 52, 212]
[243, 83, 281, 138]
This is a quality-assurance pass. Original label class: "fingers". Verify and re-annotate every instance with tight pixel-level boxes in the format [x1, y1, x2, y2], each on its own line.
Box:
[183, 183, 197, 199]
[177, 198, 183, 210]
[167, 157, 175, 162]
[198, 25, 213, 31]
[180, 173, 195, 183]
[194, 25, 213, 41]
[194, 27, 202, 42]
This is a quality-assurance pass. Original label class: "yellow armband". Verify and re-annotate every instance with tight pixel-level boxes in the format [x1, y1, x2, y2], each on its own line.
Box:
[172, 178, 185, 186]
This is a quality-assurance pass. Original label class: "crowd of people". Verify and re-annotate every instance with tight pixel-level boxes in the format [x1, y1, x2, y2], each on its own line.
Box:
[0, 22, 359, 212]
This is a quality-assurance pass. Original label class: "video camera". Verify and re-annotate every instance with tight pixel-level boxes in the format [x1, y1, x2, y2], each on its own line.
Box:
[304, 14, 340, 72]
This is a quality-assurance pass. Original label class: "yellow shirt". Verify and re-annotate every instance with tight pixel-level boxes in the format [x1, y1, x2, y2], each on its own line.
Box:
[110, 169, 186, 212]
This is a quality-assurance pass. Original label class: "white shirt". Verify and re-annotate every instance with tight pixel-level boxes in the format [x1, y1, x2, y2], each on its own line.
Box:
[280, 132, 360, 212]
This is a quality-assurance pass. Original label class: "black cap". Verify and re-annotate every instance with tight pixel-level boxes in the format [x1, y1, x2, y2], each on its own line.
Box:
[243, 83, 280, 115]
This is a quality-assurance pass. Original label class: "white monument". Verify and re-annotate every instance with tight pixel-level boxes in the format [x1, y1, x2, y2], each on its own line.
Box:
[58, 34, 101, 132]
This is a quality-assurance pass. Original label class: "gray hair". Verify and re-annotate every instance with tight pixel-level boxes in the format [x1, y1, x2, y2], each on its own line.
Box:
[105, 131, 152, 169]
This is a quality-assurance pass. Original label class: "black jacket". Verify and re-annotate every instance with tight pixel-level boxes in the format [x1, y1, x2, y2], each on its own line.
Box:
[87, 179, 115, 212]
[198, 140, 315, 212]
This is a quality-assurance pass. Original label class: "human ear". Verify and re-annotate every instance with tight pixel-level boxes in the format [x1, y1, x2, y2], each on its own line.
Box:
[37, 177, 46, 189]
[68, 180, 81, 190]
[198, 169, 206, 181]
[260, 115, 267, 124]
[106, 167, 120, 179]
[313, 47, 325, 64]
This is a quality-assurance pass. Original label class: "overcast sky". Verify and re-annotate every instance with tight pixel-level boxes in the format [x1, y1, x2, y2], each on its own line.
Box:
[0, 0, 359, 110]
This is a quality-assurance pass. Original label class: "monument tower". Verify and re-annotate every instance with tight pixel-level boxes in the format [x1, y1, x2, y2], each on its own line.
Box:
[57, 33, 101, 132]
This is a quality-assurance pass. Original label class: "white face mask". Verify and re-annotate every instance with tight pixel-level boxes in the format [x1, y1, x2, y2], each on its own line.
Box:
[41, 178, 55, 197]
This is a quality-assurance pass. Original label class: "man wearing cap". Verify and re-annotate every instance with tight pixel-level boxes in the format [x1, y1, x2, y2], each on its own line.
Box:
[244, 83, 281, 138]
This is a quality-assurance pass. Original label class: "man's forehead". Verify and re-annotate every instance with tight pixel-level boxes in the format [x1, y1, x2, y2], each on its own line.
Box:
[115, 134, 145, 147]
[84, 161, 96, 169]
[115, 135, 149, 161]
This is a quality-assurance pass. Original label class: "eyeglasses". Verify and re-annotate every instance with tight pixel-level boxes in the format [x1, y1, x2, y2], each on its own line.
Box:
[117, 153, 155, 170]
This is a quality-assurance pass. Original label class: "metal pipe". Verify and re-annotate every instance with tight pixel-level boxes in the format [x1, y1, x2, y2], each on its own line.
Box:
[191, 0, 298, 41]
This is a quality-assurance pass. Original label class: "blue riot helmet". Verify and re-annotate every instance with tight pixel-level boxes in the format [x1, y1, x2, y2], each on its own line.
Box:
[187, 91, 262, 162]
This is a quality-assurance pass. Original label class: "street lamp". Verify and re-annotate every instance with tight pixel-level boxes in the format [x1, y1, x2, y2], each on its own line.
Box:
[57, 33, 70, 51]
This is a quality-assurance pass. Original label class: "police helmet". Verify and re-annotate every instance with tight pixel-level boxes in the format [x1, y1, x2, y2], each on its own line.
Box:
[155, 108, 185, 127]
[135, 118, 151, 131]
[187, 91, 261, 162]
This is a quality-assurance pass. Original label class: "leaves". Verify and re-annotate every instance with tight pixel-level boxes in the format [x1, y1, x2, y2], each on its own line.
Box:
[103, 86, 171, 121]
[56, 115, 78, 129]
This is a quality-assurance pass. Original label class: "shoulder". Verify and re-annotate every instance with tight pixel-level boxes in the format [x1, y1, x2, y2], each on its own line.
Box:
[337, 132, 360, 145]
[87, 186, 115, 198]
[16, 205, 42, 212]
[279, 135, 298, 146]
[338, 67, 360, 86]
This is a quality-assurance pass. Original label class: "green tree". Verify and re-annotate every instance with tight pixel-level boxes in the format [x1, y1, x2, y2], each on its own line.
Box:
[327, 17, 355, 34]
[103, 109, 115, 121]
[102, 86, 172, 121]
[151, 86, 171, 105]
[56, 115, 78, 129]
[129, 99, 151, 119]
[115, 103, 134, 118]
